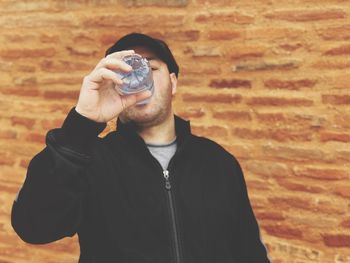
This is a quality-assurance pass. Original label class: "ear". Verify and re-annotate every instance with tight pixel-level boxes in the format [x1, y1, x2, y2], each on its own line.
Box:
[170, 73, 177, 96]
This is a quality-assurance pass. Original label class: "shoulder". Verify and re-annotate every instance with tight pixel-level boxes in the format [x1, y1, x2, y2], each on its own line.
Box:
[189, 135, 244, 188]
[96, 130, 122, 149]
[190, 134, 240, 166]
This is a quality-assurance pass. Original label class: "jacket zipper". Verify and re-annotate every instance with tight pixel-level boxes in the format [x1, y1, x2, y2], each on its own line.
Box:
[163, 169, 182, 263]
[146, 136, 189, 263]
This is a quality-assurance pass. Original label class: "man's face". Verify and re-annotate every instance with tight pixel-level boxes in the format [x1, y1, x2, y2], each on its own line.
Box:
[118, 46, 177, 128]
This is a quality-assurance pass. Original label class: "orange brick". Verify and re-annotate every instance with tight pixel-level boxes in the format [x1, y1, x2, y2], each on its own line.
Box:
[319, 131, 350, 143]
[213, 111, 252, 121]
[192, 125, 228, 137]
[324, 44, 350, 56]
[43, 90, 79, 100]
[195, 12, 254, 24]
[207, 30, 241, 40]
[322, 94, 350, 105]
[264, 79, 317, 90]
[264, 9, 346, 22]
[293, 166, 349, 180]
[318, 24, 350, 40]
[182, 93, 242, 104]
[276, 177, 326, 194]
[176, 108, 205, 119]
[11, 116, 36, 130]
[262, 224, 303, 239]
[323, 234, 350, 247]
[209, 79, 252, 89]
[247, 96, 313, 107]
[333, 185, 350, 199]
[0, 48, 56, 59]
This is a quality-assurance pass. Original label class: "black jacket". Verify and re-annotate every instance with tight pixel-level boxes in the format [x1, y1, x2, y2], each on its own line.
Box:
[11, 107, 271, 263]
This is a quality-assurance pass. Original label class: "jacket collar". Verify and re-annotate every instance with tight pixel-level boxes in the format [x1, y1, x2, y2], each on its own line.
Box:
[116, 114, 191, 146]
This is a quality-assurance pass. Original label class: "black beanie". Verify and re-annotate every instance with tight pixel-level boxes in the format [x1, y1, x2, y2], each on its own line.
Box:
[105, 32, 179, 78]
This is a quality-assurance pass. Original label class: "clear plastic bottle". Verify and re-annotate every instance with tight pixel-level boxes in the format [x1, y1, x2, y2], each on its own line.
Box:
[114, 54, 154, 105]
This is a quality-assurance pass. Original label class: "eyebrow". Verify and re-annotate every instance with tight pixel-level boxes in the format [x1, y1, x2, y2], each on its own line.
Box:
[145, 57, 158, 61]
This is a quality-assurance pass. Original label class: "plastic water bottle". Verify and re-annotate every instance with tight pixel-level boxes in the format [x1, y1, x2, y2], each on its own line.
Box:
[114, 54, 154, 105]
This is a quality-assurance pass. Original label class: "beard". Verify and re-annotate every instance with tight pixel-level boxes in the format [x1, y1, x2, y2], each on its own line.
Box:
[118, 83, 173, 130]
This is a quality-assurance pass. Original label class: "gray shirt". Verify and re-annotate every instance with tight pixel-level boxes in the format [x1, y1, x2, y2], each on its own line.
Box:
[146, 137, 177, 170]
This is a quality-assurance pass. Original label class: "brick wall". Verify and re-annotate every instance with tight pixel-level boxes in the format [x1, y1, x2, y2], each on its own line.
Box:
[1, 0, 350, 262]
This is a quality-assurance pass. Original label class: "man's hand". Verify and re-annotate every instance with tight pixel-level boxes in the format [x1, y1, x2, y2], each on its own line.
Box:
[75, 50, 152, 123]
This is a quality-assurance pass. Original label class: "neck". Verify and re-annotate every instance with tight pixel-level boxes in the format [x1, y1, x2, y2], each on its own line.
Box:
[137, 113, 176, 145]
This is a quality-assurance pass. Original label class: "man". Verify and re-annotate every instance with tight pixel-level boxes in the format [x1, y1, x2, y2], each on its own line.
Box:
[11, 32, 271, 263]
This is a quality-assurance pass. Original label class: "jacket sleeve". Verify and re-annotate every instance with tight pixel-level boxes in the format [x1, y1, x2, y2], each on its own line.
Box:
[231, 156, 271, 263]
[11, 107, 106, 244]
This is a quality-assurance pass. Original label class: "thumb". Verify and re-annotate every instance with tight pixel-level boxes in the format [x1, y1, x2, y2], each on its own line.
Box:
[120, 90, 152, 109]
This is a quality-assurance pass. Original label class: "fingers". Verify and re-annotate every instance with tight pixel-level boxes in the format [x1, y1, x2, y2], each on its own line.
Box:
[87, 68, 123, 86]
[85, 50, 137, 89]
[120, 90, 152, 110]
[103, 50, 135, 70]
[95, 57, 132, 72]
[106, 49, 135, 59]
